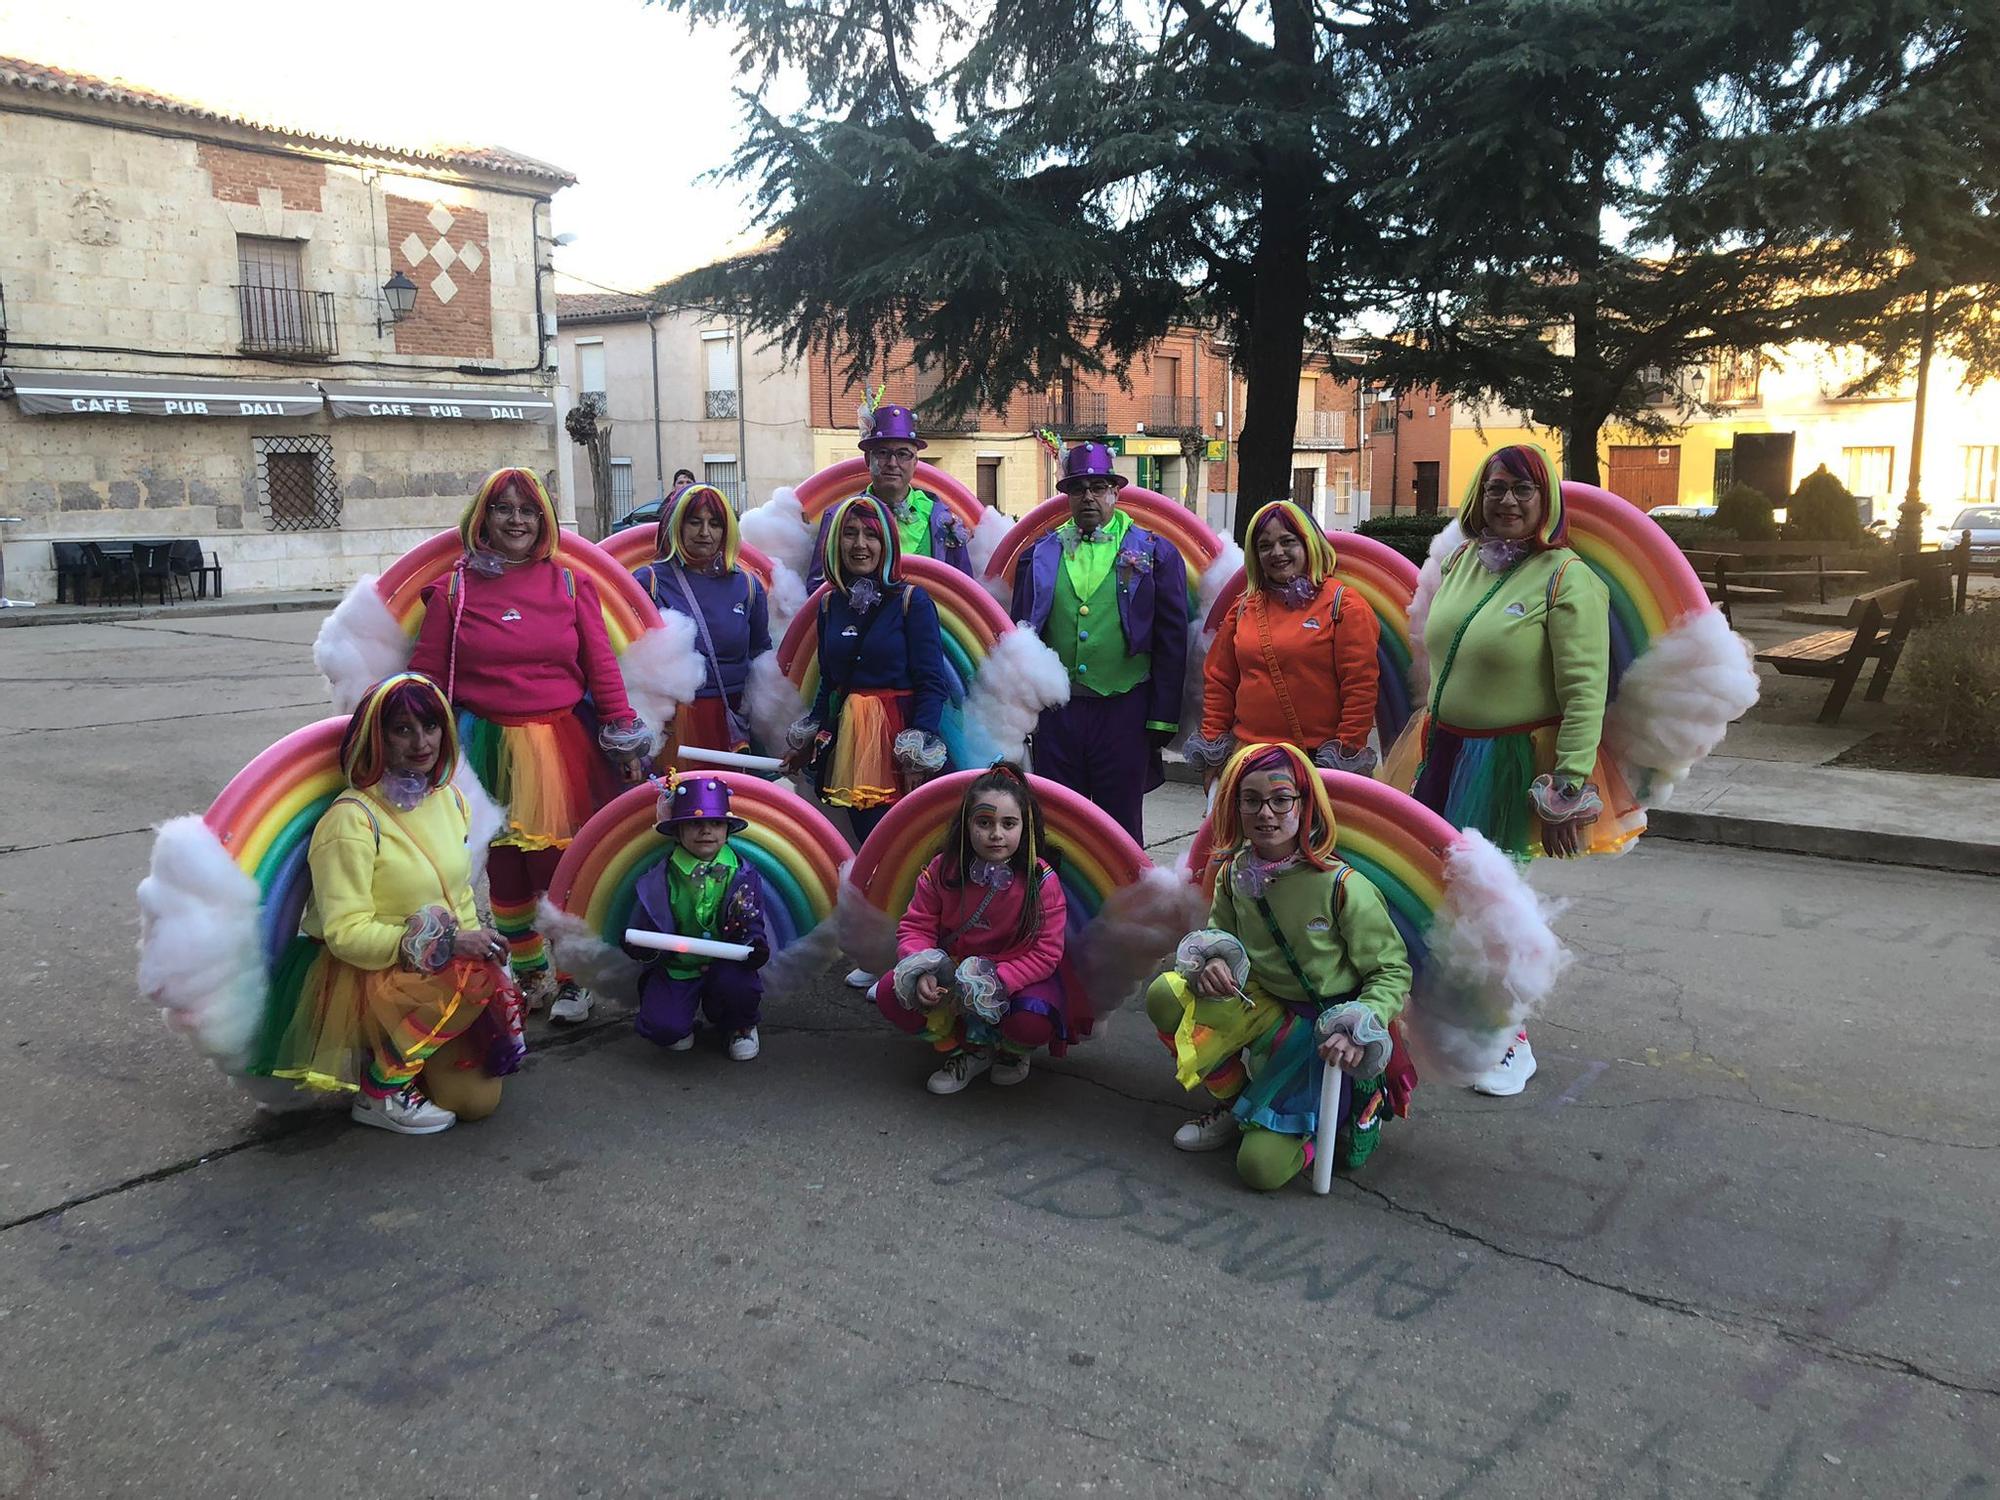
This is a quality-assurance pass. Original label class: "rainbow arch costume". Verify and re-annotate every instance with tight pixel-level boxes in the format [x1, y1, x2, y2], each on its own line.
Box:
[1387, 468, 1759, 859]
[539, 772, 849, 1000]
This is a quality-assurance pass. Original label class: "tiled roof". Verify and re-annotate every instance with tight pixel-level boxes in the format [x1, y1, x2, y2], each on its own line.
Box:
[556, 291, 659, 323]
[0, 56, 576, 186]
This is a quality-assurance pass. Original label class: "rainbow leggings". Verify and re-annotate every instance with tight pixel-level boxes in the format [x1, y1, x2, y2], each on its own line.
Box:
[488, 844, 564, 980]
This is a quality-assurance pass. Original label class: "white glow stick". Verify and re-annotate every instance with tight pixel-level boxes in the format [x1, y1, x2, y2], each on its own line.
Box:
[624, 929, 755, 962]
[675, 745, 786, 773]
[1313, 1064, 1342, 1196]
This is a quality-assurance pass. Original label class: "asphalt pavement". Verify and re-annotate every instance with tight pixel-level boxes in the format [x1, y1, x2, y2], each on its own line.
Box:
[2, 610, 1995, 1498]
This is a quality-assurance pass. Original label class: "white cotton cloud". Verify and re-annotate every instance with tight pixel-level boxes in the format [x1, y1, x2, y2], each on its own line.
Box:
[959, 631, 1070, 764]
[1605, 607, 1761, 806]
[620, 612, 705, 752]
[312, 576, 413, 713]
[741, 486, 816, 580]
[136, 816, 267, 1072]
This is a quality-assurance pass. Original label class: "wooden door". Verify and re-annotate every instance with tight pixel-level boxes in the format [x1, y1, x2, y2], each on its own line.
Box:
[1608, 445, 1683, 509]
[1414, 460, 1440, 514]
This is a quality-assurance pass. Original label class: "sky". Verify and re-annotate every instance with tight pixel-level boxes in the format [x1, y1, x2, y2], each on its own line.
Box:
[0, 0, 777, 296]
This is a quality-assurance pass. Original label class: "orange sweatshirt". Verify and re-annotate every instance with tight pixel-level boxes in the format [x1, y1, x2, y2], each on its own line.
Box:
[1199, 578, 1379, 752]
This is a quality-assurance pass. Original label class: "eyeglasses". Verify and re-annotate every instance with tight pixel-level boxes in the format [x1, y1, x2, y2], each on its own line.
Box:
[1480, 482, 1540, 504]
[1078, 481, 1119, 497]
[870, 448, 919, 464]
[487, 504, 541, 521]
[1238, 792, 1300, 815]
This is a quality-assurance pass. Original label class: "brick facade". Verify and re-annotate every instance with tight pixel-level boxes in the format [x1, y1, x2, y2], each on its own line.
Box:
[195, 142, 325, 212]
[386, 195, 495, 361]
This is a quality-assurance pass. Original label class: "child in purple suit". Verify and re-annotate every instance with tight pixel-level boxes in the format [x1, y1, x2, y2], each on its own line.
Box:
[624, 775, 770, 1061]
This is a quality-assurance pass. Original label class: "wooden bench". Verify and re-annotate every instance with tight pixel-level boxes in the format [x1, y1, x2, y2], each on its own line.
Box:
[1754, 580, 1917, 724]
[1686, 542, 1871, 605]
[1684, 552, 1783, 625]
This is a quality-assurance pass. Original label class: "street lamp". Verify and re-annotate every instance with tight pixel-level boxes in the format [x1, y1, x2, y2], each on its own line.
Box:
[377, 270, 418, 334]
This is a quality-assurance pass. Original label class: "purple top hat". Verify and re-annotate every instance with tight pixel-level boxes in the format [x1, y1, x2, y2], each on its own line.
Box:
[1057, 441, 1129, 493]
[858, 404, 927, 452]
[654, 775, 749, 835]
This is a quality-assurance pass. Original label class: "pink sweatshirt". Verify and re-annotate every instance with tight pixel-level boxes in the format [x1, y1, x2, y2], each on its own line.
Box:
[897, 854, 1068, 996]
[409, 561, 634, 723]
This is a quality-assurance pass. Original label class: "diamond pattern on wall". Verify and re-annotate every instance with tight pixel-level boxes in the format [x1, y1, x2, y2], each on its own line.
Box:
[457, 241, 484, 274]
[430, 269, 459, 305]
[426, 204, 456, 236]
[400, 231, 428, 266]
[431, 238, 457, 270]
[386, 192, 492, 358]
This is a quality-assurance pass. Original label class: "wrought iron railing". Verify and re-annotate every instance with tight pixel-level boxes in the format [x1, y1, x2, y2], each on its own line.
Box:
[705, 389, 740, 419]
[235, 285, 338, 358]
[1146, 395, 1203, 436]
[1295, 410, 1350, 448]
[1027, 390, 1109, 436]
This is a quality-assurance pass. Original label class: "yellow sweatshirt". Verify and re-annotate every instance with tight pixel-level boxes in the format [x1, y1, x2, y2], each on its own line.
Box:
[304, 785, 478, 971]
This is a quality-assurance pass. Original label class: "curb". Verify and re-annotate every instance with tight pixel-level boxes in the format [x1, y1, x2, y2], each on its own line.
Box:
[1644, 807, 2000, 877]
[0, 594, 340, 629]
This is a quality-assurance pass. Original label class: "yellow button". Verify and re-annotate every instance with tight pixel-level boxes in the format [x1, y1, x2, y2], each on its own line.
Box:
[1078, 604, 1090, 616]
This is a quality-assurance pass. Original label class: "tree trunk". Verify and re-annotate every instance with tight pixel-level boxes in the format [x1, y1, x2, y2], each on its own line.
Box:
[1896, 286, 1937, 557]
[1230, 0, 1315, 544]
[1562, 147, 1608, 486]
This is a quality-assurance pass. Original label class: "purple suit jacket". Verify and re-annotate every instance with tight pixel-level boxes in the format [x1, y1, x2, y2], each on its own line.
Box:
[1010, 520, 1190, 732]
[622, 858, 772, 970]
[805, 489, 974, 591]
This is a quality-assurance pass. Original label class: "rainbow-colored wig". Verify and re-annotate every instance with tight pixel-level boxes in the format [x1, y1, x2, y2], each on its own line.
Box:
[339, 672, 458, 792]
[460, 467, 561, 563]
[1208, 741, 1341, 872]
[1457, 443, 1566, 549]
[655, 483, 740, 569]
[1244, 500, 1337, 592]
[821, 494, 902, 594]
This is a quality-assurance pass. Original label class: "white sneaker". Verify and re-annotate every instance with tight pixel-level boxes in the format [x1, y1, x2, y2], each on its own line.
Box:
[549, 980, 592, 1025]
[845, 968, 877, 990]
[926, 1051, 992, 1095]
[1173, 1104, 1240, 1152]
[667, 1033, 696, 1053]
[1472, 1036, 1537, 1097]
[351, 1084, 455, 1136]
[728, 1027, 761, 1062]
[991, 1050, 1031, 1087]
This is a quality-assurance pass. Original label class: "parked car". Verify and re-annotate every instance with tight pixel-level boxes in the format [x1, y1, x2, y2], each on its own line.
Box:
[611, 496, 668, 534]
[1647, 504, 1717, 520]
[1938, 504, 2000, 566]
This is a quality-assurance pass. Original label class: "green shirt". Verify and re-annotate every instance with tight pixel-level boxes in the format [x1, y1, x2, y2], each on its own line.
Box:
[663, 843, 740, 979]
[1424, 545, 1611, 782]
[1048, 511, 1149, 698]
[880, 487, 934, 560]
[1208, 854, 1411, 1027]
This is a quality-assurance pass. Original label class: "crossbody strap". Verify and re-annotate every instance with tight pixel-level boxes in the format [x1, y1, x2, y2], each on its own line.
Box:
[1249, 865, 1350, 1005]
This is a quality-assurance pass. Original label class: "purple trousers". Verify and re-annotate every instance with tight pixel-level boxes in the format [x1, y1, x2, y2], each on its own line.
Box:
[634, 960, 763, 1046]
[1031, 686, 1158, 844]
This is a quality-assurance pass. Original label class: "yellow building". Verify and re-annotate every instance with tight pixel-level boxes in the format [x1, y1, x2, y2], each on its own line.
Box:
[1448, 345, 2000, 524]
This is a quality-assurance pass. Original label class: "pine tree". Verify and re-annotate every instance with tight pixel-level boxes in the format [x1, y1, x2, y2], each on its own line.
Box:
[647, 0, 1400, 536]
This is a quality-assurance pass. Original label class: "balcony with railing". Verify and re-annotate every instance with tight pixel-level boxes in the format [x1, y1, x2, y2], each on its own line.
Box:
[705, 389, 740, 420]
[912, 371, 981, 432]
[1295, 410, 1351, 449]
[1146, 395, 1203, 437]
[1027, 389, 1109, 437]
[235, 285, 337, 358]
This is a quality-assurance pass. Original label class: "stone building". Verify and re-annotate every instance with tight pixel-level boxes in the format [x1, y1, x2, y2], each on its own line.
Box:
[0, 56, 574, 602]
[554, 292, 813, 528]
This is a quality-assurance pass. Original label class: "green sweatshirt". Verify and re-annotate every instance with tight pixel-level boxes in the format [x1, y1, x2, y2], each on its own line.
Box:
[1208, 854, 1411, 1028]
[1425, 544, 1612, 783]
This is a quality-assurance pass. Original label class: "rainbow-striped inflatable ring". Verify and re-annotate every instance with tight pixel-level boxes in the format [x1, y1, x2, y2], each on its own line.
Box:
[1558, 482, 1715, 686]
[598, 526, 777, 591]
[1185, 769, 1454, 975]
[846, 770, 1152, 964]
[983, 487, 1225, 610]
[373, 529, 664, 652]
[1201, 531, 1420, 745]
[547, 774, 848, 957]
[794, 458, 983, 531]
[776, 554, 1014, 767]
[202, 717, 351, 979]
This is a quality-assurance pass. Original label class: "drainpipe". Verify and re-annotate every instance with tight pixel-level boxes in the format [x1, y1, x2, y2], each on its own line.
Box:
[734, 317, 749, 509]
[646, 308, 664, 495]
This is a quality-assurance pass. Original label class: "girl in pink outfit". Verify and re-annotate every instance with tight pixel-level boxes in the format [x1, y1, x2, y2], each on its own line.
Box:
[872, 764, 1089, 1095]
[408, 468, 649, 1024]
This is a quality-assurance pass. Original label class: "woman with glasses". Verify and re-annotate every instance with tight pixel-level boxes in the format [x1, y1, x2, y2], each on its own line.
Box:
[1146, 743, 1414, 1188]
[804, 404, 972, 590]
[408, 468, 650, 1027]
[1187, 499, 1380, 781]
[1383, 443, 1643, 1094]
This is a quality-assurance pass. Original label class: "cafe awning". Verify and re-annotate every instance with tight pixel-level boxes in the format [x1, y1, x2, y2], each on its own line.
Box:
[323, 382, 556, 423]
[8, 371, 323, 418]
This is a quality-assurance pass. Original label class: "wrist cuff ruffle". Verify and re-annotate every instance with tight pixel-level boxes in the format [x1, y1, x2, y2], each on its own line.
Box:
[598, 717, 652, 757]
[1314, 740, 1378, 775]
[1315, 1002, 1392, 1076]
[1181, 732, 1238, 772]
[892, 729, 948, 775]
[1529, 774, 1603, 824]
[1174, 928, 1250, 988]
